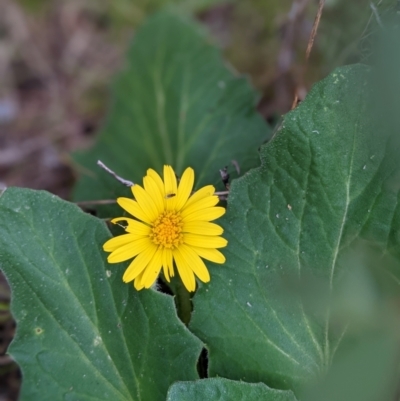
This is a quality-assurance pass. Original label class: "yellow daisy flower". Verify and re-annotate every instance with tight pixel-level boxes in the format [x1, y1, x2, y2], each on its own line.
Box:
[103, 165, 227, 292]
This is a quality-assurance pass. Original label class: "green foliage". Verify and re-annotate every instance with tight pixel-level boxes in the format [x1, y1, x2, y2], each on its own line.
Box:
[73, 11, 270, 216]
[302, 323, 400, 401]
[167, 378, 298, 401]
[190, 64, 400, 392]
[0, 188, 202, 400]
[2, 5, 400, 401]
[105, 0, 231, 29]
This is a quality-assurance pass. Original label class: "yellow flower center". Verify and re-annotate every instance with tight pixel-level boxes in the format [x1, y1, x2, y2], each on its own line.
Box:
[150, 211, 184, 249]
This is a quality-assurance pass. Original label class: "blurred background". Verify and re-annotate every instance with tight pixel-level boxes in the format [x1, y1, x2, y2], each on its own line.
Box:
[0, 0, 390, 399]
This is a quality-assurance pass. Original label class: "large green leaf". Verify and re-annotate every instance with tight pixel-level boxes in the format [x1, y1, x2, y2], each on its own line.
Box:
[190, 64, 400, 391]
[72, 11, 270, 212]
[0, 188, 202, 400]
[302, 325, 400, 401]
[167, 378, 298, 401]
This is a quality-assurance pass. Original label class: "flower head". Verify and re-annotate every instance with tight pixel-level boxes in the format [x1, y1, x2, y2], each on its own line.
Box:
[103, 165, 227, 291]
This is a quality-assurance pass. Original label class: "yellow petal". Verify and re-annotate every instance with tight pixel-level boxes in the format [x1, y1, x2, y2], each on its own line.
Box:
[183, 221, 223, 236]
[191, 246, 226, 264]
[122, 244, 158, 282]
[184, 185, 215, 209]
[183, 206, 226, 222]
[183, 233, 228, 249]
[181, 195, 219, 219]
[179, 244, 210, 283]
[166, 248, 174, 278]
[117, 197, 152, 224]
[111, 217, 151, 236]
[147, 169, 165, 197]
[103, 233, 145, 252]
[134, 271, 146, 290]
[175, 167, 194, 211]
[141, 249, 163, 288]
[108, 237, 153, 263]
[143, 175, 164, 214]
[131, 184, 159, 222]
[162, 248, 170, 282]
[164, 165, 178, 210]
[173, 248, 196, 292]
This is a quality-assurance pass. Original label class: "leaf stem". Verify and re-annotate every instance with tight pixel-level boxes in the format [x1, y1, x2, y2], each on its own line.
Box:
[174, 280, 192, 326]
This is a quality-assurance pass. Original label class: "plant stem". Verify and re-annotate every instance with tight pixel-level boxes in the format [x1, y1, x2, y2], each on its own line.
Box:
[174, 280, 192, 326]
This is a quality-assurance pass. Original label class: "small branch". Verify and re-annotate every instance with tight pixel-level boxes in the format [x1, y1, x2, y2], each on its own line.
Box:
[214, 190, 229, 201]
[97, 160, 135, 187]
[359, 0, 383, 40]
[76, 162, 231, 207]
[305, 0, 326, 62]
[98, 159, 229, 198]
[291, 0, 326, 109]
[76, 191, 230, 208]
[370, 2, 384, 30]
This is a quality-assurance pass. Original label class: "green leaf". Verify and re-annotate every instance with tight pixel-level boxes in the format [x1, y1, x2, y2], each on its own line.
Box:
[190, 64, 400, 391]
[0, 188, 202, 400]
[167, 378, 298, 401]
[302, 325, 400, 401]
[72, 11, 270, 214]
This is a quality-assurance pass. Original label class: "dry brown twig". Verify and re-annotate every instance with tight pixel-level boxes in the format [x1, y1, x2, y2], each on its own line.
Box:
[305, 0, 326, 62]
[291, 0, 326, 109]
[96, 160, 135, 187]
[75, 161, 230, 207]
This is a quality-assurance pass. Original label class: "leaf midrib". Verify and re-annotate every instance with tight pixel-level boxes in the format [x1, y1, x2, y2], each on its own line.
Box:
[324, 105, 359, 365]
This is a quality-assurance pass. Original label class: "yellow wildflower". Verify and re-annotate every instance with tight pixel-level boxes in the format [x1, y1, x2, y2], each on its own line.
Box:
[103, 165, 227, 291]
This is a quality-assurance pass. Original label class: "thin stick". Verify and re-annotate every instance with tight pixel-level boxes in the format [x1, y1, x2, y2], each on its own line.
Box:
[76, 161, 230, 207]
[359, 0, 383, 39]
[370, 2, 384, 30]
[76, 191, 230, 208]
[291, 0, 326, 109]
[305, 0, 326, 61]
[97, 160, 135, 187]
